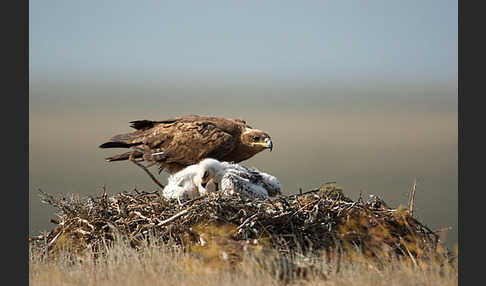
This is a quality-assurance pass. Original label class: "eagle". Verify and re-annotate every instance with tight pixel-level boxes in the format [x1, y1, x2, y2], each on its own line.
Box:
[99, 115, 273, 177]
[162, 158, 281, 200]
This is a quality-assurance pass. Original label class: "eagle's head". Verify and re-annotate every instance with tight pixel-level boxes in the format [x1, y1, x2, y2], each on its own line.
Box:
[241, 128, 273, 152]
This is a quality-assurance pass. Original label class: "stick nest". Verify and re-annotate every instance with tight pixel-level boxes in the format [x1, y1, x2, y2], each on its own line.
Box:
[30, 183, 441, 262]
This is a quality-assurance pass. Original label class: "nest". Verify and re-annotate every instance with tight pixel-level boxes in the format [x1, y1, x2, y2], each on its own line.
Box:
[30, 183, 440, 263]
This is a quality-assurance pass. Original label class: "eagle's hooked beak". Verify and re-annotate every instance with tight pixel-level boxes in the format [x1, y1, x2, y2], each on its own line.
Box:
[266, 139, 273, 152]
[252, 138, 273, 151]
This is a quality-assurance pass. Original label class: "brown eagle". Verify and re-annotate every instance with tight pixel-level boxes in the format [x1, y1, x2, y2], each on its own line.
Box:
[99, 115, 273, 175]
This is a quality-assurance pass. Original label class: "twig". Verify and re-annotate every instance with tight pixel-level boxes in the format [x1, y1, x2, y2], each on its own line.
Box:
[408, 178, 417, 215]
[180, 195, 207, 208]
[156, 206, 194, 227]
[298, 188, 320, 196]
[47, 230, 63, 248]
[434, 226, 452, 234]
[237, 213, 258, 230]
[29, 235, 45, 242]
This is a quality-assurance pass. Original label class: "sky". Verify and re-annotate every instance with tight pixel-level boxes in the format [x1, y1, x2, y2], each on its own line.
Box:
[29, 0, 457, 86]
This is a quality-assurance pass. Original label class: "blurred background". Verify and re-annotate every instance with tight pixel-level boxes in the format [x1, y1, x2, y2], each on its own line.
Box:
[29, 1, 457, 248]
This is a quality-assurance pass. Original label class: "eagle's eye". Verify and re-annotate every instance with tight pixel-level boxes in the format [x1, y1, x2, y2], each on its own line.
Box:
[252, 135, 260, 141]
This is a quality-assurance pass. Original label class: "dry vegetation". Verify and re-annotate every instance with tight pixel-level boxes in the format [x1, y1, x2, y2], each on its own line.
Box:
[30, 184, 457, 285]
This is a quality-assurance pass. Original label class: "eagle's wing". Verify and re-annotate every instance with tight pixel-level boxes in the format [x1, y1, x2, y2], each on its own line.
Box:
[100, 116, 247, 168]
[146, 121, 236, 166]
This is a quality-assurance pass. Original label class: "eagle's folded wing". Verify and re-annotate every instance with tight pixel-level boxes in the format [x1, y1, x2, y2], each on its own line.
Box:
[147, 123, 236, 166]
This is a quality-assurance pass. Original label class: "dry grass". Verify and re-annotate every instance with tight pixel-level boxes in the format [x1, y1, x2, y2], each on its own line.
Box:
[30, 234, 457, 286]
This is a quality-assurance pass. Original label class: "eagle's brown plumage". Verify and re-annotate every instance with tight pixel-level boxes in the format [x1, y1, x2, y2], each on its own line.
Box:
[99, 115, 273, 174]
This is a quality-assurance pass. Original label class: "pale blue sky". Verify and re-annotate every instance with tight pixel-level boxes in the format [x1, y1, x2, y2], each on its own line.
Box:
[30, 0, 457, 86]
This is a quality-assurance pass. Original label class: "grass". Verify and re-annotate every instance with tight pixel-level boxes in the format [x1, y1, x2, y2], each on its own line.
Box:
[30, 232, 458, 286]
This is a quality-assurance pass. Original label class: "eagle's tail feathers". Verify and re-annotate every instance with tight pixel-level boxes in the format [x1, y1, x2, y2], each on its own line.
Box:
[99, 141, 137, 149]
[129, 118, 179, 130]
[129, 120, 157, 130]
[104, 151, 143, 162]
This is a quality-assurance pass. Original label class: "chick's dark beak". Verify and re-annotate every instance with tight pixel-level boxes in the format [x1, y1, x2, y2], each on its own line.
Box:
[201, 181, 207, 188]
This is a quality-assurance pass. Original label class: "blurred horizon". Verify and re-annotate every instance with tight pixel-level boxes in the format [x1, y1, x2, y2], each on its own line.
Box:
[29, 1, 458, 248]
